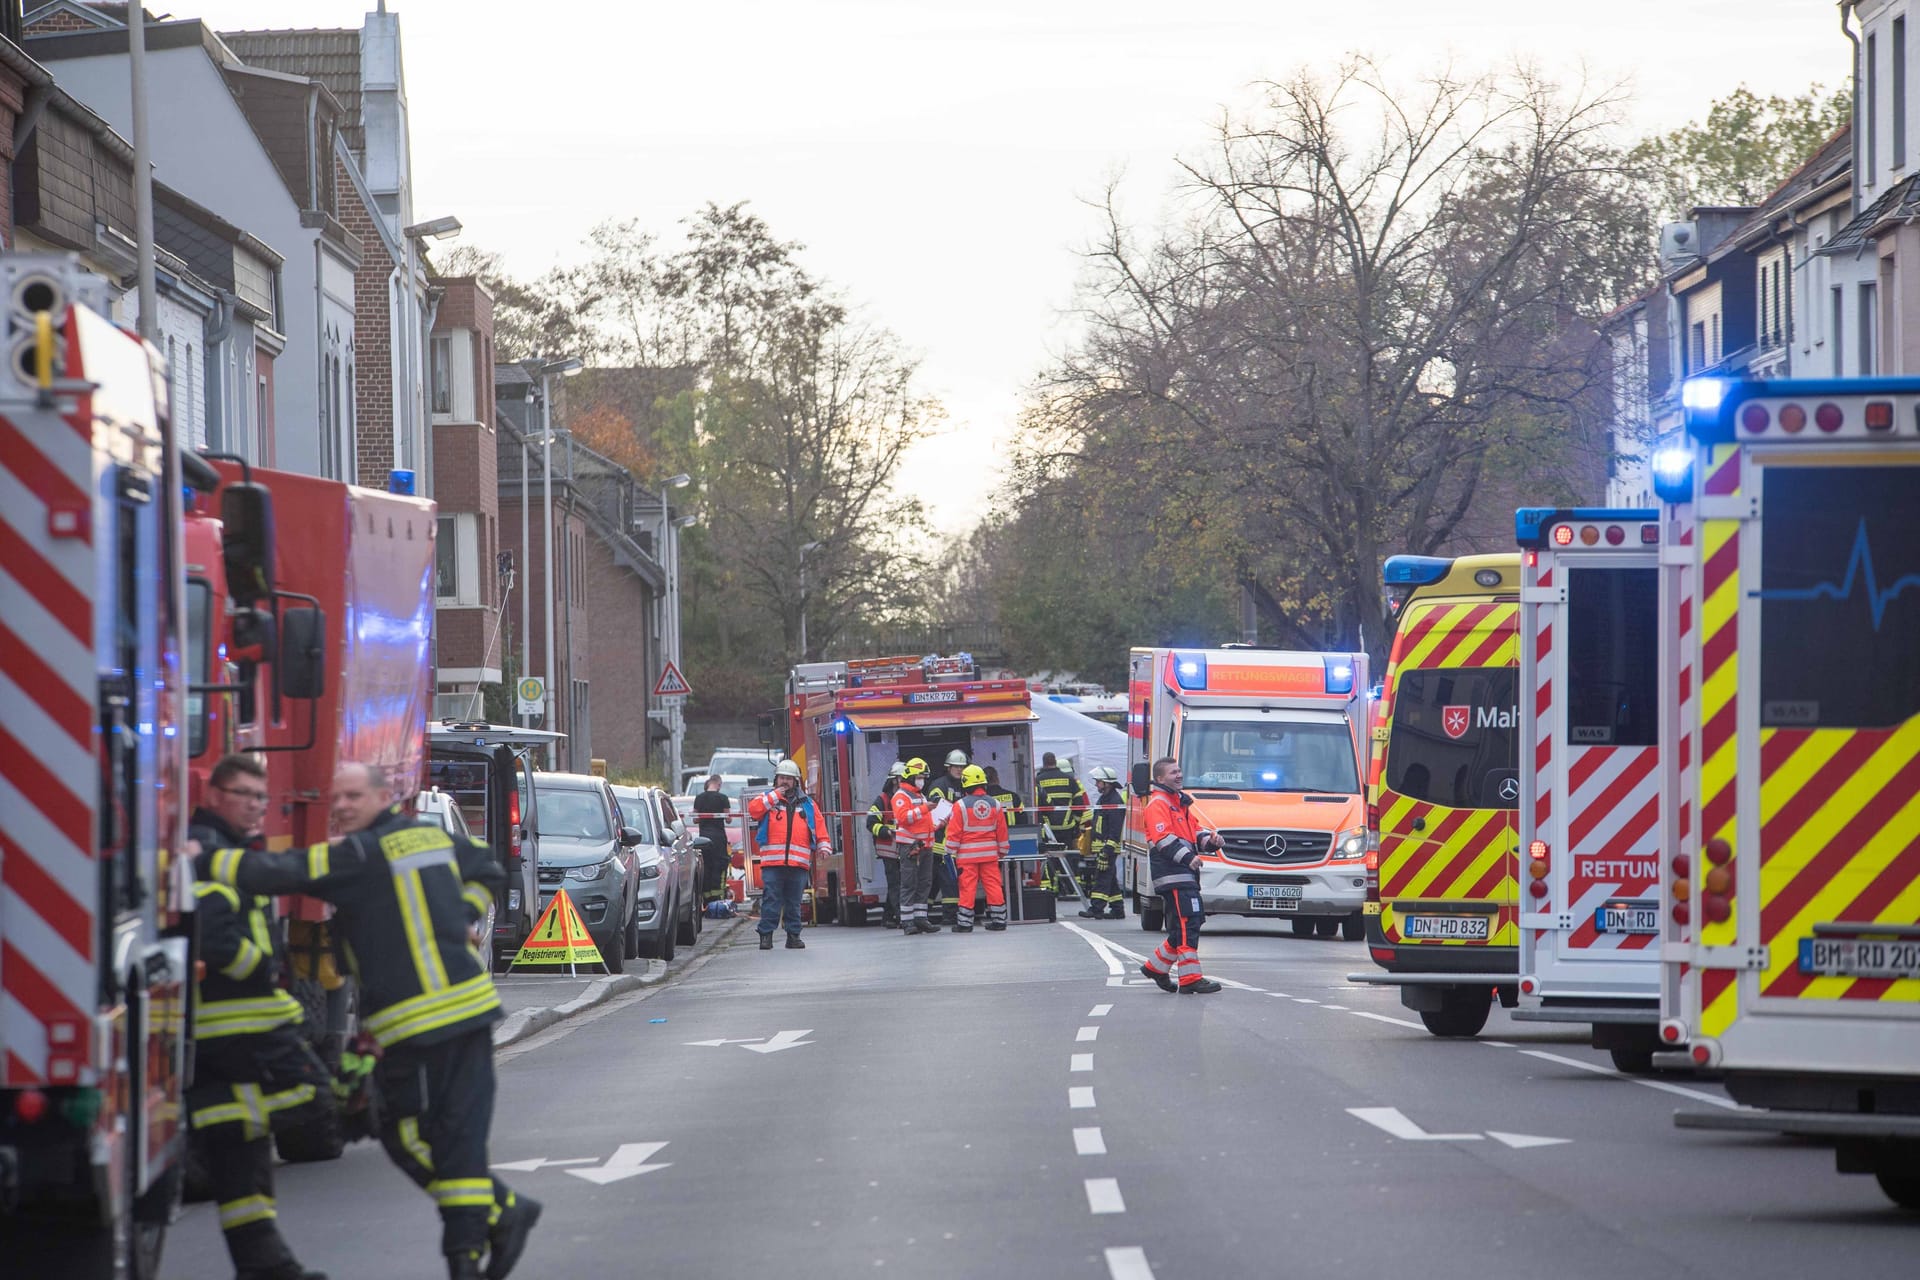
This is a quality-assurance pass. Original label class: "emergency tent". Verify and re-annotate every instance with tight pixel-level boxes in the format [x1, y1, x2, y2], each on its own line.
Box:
[1029, 695, 1128, 784]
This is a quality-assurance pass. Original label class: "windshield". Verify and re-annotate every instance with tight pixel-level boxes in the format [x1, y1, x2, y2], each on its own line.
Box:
[1178, 720, 1358, 793]
[710, 751, 774, 778]
[186, 578, 211, 757]
[537, 786, 613, 842]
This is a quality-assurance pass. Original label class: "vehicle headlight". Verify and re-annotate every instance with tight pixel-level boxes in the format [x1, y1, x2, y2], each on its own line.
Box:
[1332, 829, 1369, 862]
[566, 859, 613, 882]
[637, 862, 662, 880]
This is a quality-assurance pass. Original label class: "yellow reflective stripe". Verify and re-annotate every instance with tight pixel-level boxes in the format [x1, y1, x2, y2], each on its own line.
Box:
[219, 939, 264, 980]
[307, 841, 331, 879]
[218, 1194, 276, 1230]
[398, 1116, 434, 1172]
[428, 1177, 496, 1207]
[210, 847, 245, 885]
[395, 867, 451, 994]
[196, 992, 303, 1039]
[361, 972, 500, 1047]
[248, 901, 275, 954]
[463, 882, 493, 919]
[192, 1101, 250, 1130]
[193, 880, 241, 909]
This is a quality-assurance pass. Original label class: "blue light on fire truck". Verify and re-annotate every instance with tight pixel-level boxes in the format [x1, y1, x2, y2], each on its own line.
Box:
[1174, 653, 1207, 690]
[833, 717, 850, 734]
[1651, 446, 1693, 503]
[1323, 658, 1355, 695]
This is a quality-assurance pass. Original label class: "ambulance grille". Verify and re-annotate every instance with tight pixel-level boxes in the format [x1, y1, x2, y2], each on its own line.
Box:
[1217, 829, 1332, 865]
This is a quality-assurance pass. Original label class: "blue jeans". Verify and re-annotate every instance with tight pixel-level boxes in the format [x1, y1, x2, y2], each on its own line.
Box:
[758, 866, 808, 937]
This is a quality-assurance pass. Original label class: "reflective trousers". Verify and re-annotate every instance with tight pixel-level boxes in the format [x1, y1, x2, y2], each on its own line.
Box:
[1089, 840, 1124, 911]
[376, 1027, 514, 1259]
[897, 845, 934, 930]
[878, 853, 900, 924]
[955, 859, 1007, 930]
[932, 849, 958, 920]
[1143, 886, 1207, 988]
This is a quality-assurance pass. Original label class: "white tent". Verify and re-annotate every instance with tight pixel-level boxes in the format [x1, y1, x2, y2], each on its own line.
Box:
[1028, 695, 1129, 788]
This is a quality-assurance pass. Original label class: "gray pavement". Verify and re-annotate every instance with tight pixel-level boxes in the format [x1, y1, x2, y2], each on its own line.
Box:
[162, 913, 1916, 1280]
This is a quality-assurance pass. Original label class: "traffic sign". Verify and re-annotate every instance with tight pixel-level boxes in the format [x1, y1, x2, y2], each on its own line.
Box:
[653, 660, 692, 698]
[517, 676, 545, 716]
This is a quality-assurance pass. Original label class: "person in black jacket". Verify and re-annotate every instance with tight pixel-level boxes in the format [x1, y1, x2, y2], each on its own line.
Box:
[188, 754, 330, 1280]
[196, 762, 538, 1280]
[691, 775, 733, 906]
[866, 763, 905, 927]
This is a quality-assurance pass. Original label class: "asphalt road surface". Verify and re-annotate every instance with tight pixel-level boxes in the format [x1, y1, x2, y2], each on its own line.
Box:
[162, 915, 1917, 1279]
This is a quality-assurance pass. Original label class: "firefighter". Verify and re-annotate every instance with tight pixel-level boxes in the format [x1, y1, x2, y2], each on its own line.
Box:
[866, 762, 907, 927]
[196, 763, 538, 1280]
[925, 748, 969, 924]
[747, 758, 833, 949]
[891, 758, 940, 934]
[1078, 765, 1127, 920]
[948, 765, 1010, 932]
[188, 754, 330, 1280]
[1033, 752, 1078, 841]
[691, 774, 733, 907]
[1138, 755, 1223, 994]
[983, 766, 1024, 823]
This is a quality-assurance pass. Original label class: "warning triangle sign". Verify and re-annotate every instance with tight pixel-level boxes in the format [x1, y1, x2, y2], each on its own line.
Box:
[653, 660, 693, 698]
[509, 888, 607, 970]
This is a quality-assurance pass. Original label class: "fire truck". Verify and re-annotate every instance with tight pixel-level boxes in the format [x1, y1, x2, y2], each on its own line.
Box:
[183, 459, 436, 1162]
[0, 257, 201, 1275]
[1657, 377, 1920, 1210]
[1513, 508, 1666, 1072]
[1122, 647, 1372, 938]
[780, 655, 1036, 922]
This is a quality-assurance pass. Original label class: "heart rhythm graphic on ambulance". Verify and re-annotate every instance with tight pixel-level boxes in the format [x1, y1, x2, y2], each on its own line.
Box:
[1752, 518, 1920, 630]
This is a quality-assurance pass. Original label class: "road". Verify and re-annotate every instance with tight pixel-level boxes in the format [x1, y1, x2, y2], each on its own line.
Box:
[162, 916, 1916, 1279]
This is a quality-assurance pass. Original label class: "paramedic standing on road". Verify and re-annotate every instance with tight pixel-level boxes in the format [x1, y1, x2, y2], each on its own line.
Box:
[892, 758, 940, 934]
[1139, 756, 1223, 994]
[947, 765, 1010, 932]
[748, 759, 832, 950]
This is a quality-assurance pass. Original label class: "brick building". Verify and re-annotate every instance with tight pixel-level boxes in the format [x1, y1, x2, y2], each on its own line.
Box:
[431, 277, 506, 718]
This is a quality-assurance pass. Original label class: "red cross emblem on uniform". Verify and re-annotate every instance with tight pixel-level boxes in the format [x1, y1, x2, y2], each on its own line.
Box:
[969, 798, 995, 821]
[1442, 705, 1470, 739]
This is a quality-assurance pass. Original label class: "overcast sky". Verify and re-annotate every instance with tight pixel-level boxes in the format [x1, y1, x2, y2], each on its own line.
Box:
[186, 1, 1850, 527]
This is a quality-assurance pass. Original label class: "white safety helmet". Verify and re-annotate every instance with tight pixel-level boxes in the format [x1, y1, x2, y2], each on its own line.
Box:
[945, 749, 969, 767]
[1059, 757, 1074, 773]
[774, 758, 802, 781]
[1091, 765, 1119, 784]
[888, 760, 908, 778]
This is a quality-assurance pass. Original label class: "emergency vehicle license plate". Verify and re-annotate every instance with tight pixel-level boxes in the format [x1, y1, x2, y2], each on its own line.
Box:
[1594, 903, 1659, 934]
[1798, 937, 1920, 981]
[1401, 914, 1489, 941]
[1248, 885, 1302, 911]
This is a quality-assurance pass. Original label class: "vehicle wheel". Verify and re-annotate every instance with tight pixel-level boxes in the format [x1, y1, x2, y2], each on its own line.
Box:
[1877, 1171, 1920, 1211]
[659, 903, 678, 963]
[1341, 912, 1366, 942]
[623, 901, 641, 960]
[1314, 917, 1341, 939]
[1609, 1045, 1656, 1075]
[601, 927, 626, 973]
[677, 890, 699, 946]
[1419, 987, 1493, 1039]
[1291, 917, 1315, 938]
[1139, 896, 1163, 932]
[636, 926, 664, 961]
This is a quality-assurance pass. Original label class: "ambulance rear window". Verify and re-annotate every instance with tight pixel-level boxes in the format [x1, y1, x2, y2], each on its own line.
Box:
[1385, 668, 1519, 810]
[1565, 568, 1659, 746]
[1759, 464, 1920, 729]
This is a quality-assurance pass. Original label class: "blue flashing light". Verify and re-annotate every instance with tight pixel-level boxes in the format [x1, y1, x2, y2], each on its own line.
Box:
[388, 469, 417, 496]
[833, 717, 850, 734]
[1174, 653, 1207, 691]
[1680, 377, 1725, 418]
[1259, 770, 1279, 784]
[1382, 555, 1451, 588]
[1651, 447, 1693, 504]
[1323, 657, 1355, 695]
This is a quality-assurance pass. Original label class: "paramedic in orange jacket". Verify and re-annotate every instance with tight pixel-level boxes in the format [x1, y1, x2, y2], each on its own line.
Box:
[1139, 756, 1223, 993]
[747, 759, 832, 950]
[891, 758, 940, 935]
[946, 765, 1010, 932]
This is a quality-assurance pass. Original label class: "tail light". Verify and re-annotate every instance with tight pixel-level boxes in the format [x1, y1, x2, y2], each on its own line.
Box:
[13, 1088, 48, 1123]
[1699, 838, 1733, 923]
[507, 782, 524, 864]
[1527, 839, 1549, 900]
[1364, 848, 1380, 904]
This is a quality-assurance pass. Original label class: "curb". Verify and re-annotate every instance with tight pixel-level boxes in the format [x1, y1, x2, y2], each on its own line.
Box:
[492, 913, 747, 1049]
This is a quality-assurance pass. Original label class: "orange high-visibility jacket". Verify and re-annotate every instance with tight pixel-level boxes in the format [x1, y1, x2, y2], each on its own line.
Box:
[946, 788, 1009, 863]
[890, 783, 935, 847]
[747, 789, 832, 870]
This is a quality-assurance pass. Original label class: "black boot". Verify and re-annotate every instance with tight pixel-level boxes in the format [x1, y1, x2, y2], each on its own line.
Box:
[1077, 906, 1102, 918]
[1141, 962, 1176, 993]
[447, 1252, 485, 1280]
[1181, 978, 1224, 994]
[487, 1192, 543, 1280]
[916, 920, 942, 934]
[758, 932, 774, 950]
[786, 933, 806, 949]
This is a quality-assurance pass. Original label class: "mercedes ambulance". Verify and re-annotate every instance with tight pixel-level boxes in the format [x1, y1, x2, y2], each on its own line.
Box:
[1349, 553, 1521, 1036]
[1121, 647, 1372, 938]
[1513, 508, 1667, 1072]
[1657, 377, 1920, 1210]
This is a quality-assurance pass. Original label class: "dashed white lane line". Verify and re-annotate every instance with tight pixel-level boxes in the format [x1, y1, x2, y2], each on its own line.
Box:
[1347, 1009, 1428, 1031]
[1089, 1003, 1114, 1017]
[1519, 1049, 1740, 1110]
[1070, 1087, 1097, 1109]
[1071, 1054, 1094, 1072]
[1077, 1025, 1100, 1042]
[1267, 992, 1291, 998]
[1321, 1004, 1348, 1010]
[1085, 1177, 1127, 1214]
[1292, 997, 1319, 1004]
[1105, 1247, 1156, 1280]
[1484, 1040, 1515, 1048]
[1074, 1127, 1107, 1155]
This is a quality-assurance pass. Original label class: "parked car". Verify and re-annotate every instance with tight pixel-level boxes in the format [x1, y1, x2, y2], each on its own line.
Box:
[704, 747, 777, 783]
[610, 785, 697, 961]
[427, 721, 565, 970]
[650, 786, 707, 946]
[415, 787, 494, 959]
[533, 772, 644, 972]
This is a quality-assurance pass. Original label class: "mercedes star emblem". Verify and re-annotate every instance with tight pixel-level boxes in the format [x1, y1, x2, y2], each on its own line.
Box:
[1263, 833, 1288, 857]
[1499, 777, 1519, 801]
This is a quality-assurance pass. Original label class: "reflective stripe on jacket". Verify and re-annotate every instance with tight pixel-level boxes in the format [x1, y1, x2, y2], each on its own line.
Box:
[866, 787, 898, 857]
[1088, 787, 1127, 846]
[1034, 770, 1082, 831]
[193, 881, 303, 1040]
[946, 788, 1009, 862]
[1143, 784, 1211, 891]
[891, 784, 935, 845]
[747, 789, 830, 870]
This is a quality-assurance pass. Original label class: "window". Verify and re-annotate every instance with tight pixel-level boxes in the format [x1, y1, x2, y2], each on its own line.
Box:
[436, 514, 460, 601]
[1710, 313, 1721, 366]
[1689, 322, 1706, 373]
[1565, 569, 1659, 746]
[1897, 17, 1909, 169]
[535, 785, 612, 842]
[186, 579, 212, 757]
[1384, 668, 1520, 810]
[1177, 720, 1359, 794]
[431, 334, 452, 416]
[1861, 281, 1878, 375]
[1759, 464, 1920, 728]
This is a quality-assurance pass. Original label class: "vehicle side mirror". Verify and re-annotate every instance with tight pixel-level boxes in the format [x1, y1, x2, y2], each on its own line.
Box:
[618, 826, 644, 847]
[671, 819, 687, 839]
[1130, 762, 1151, 798]
[277, 606, 326, 700]
[755, 712, 778, 747]
[219, 482, 276, 606]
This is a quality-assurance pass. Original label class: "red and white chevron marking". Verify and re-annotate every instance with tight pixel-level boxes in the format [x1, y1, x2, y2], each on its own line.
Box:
[1563, 743, 1663, 952]
[0, 405, 97, 1087]
[1530, 566, 1555, 949]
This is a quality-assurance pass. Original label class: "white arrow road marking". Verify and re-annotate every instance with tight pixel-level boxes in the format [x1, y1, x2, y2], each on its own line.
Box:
[1488, 1130, 1572, 1149]
[564, 1142, 673, 1185]
[489, 1157, 600, 1172]
[683, 1038, 762, 1047]
[742, 1029, 814, 1054]
[1347, 1107, 1484, 1142]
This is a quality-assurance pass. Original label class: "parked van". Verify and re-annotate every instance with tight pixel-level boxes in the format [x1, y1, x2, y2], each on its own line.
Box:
[427, 721, 564, 968]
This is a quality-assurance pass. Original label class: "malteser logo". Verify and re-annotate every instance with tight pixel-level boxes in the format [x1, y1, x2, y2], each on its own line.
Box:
[1442, 705, 1470, 739]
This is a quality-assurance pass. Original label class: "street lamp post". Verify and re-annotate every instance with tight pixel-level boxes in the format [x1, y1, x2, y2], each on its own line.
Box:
[524, 356, 583, 743]
[798, 540, 824, 663]
[658, 473, 691, 783]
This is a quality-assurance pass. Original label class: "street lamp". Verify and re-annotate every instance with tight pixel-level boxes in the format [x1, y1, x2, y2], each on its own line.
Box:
[798, 540, 824, 662]
[522, 355, 583, 739]
[401, 216, 462, 492]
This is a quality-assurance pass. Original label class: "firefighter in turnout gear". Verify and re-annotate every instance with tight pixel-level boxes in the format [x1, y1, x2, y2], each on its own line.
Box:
[188, 755, 330, 1280]
[891, 759, 940, 934]
[925, 749, 969, 923]
[1033, 752, 1079, 842]
[867, 762, 907, 927]
[1078, 765, 1127, 920]
[1138, 756, 1223, 994]
[196, 763, 540, 1280]
[983, 766, 1024, 823]
[948, 765, 1010, 931]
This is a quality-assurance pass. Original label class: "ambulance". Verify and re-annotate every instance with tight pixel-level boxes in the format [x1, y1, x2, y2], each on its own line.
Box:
[1657, 376, 1920, 1210]
[1513, 508, 1666, 1072]
[1121, 647, 1372, 938]
[1349, 554, 1521, 1036]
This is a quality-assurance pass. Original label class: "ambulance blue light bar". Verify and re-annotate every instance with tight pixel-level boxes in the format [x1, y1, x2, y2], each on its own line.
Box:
[1681, 376, 1920, 443]
[1515, 508, 1656, 549]
[1323, 657, 1355, 695]
[1651, 447, 1693, 504]
[1382, 555, 1451, 588]
[1174, 653, 1207, 690]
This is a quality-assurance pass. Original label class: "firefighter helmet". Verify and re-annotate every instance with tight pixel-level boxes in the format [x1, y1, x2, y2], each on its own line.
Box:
[888, 760, 908, 778]
[1059, 757, 1074, 773]
[904, 757, 929, 779]
[945, 749, 969, 767]
[1091, 765, 1119, 784]
[774, 758, 802, 781]
[961, 765, 987, 788]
